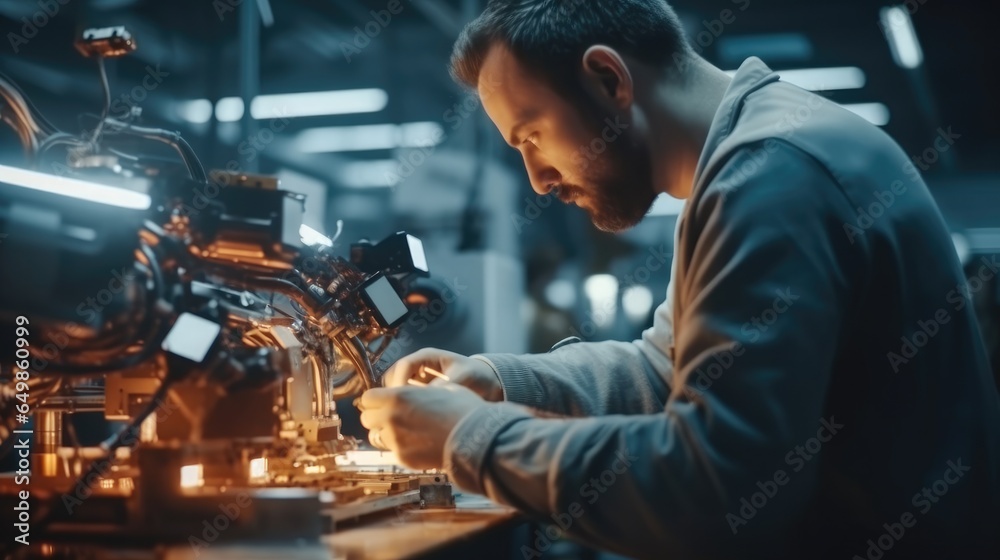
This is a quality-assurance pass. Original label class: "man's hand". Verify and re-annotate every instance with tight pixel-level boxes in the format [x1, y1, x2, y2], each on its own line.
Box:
[358, 385, 486, 470]
[382, 348, 504, 402]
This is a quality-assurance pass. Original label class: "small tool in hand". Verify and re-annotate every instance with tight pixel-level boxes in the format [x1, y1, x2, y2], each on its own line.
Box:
[407, 365, 450, 387]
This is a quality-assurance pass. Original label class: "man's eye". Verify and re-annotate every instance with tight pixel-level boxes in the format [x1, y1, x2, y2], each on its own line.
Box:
[523, 134, 538, 146]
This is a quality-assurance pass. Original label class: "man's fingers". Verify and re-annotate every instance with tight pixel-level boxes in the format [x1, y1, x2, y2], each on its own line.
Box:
[383, 348, 448, 387]
[382, 357, 413, 388]
[359, 387, 403, 410]
[359, 407, 390, 430]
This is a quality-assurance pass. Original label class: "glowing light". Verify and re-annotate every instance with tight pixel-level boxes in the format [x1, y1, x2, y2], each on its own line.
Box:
[622, 286, 655, 323]
[296, 122, 444, 154]
[180, 464, 204, 489]
[249, 458, 268, 481]
[584, 274, 619, 328]
[300, 224, 333, 247]
[545, 279, 577, 310]
[0, 164, 151, 210]
[881, 6, 924, 69]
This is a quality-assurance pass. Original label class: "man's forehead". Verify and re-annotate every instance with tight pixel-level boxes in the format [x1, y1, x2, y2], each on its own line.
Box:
[476, 43, 552, 117]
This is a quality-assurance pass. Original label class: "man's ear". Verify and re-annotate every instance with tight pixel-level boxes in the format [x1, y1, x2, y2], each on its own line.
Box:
[580, 45, 634, 110]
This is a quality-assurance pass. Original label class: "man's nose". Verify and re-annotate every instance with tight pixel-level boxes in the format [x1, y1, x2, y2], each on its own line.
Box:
[522, 150, 560, 196]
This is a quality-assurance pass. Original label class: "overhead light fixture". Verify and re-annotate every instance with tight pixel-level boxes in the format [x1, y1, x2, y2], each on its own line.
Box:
[214, 89, 388, 123]
[717, 33, 814, 66]
[723, 66, 867, 91]
[185, 89, 390, 124]
[296, 122, 444, 154]
[251, 89, 388, 119]
[841, 103, 891, 126]
[176, 99, 213, 124]
[776, 66, 866, 91]
[215, 97, 245, 123]
[880, 6, 924, 69]
[0, 164, 151, 210]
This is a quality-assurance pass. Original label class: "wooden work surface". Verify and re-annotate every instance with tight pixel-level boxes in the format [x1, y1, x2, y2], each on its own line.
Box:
[325, 493, 521, 560]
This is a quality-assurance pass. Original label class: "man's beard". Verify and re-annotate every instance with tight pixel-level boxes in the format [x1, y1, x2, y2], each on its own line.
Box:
[558, 127, 657, 233]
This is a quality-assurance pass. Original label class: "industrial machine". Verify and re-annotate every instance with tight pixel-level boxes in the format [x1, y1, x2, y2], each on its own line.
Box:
[0, 27, 455, 557]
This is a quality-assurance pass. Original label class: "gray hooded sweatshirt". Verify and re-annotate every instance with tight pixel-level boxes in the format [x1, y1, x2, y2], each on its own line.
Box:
[442, 57, 1000, 560]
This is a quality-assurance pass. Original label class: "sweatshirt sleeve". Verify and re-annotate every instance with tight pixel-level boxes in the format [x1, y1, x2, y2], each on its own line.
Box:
[443, 143, 853, 558]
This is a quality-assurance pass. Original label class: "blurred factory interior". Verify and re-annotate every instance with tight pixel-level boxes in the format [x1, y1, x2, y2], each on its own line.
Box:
[1, 0, 998, 366]
[0, 0, 998, 558]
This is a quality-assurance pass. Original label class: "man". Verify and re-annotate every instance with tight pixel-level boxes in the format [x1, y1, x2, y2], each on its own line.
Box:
[358, 1, 1000, 558]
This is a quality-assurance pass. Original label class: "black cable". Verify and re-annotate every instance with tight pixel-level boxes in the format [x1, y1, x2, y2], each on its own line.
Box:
[102, 119, 207, 182]
[30, 248, 166, 376]
[90, 57, 111, 144]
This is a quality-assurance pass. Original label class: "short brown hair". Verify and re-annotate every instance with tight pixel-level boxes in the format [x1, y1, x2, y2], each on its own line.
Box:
[450, 0, 692, 95]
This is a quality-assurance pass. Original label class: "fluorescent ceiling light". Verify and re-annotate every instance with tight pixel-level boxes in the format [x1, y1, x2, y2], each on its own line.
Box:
[297, 122, 444, 154]
[881, 6, 924, 69]
[215, 97, 245, 123]
[718, 33, 814, 66]
[176, 99, 213, 124]
[202, 89, 390, 123]
[251, 89, 388, 119]
[841, 103, 891, 126]
[777, 66, 866, 91]
[723, 66, 866, 91]
[0, 164, 151, 210]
